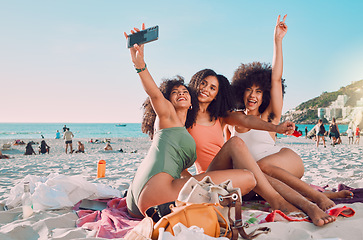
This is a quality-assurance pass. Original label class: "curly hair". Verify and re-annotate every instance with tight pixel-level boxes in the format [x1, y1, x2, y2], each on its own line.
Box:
[141, 76, 199, 139]
[188, 69, 235, 121]
[231, 62, 286, 115]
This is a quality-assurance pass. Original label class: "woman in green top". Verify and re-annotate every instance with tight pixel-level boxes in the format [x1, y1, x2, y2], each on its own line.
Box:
[124, 24, 256, 218]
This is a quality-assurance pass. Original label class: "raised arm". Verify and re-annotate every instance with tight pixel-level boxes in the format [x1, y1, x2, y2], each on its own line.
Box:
[268, 15, 288, 121]
[223, 111, 294, 135]
[124, 24, 172, 119]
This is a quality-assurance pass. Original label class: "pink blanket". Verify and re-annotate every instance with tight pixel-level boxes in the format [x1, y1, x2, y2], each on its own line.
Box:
[76, 198, 141, 239]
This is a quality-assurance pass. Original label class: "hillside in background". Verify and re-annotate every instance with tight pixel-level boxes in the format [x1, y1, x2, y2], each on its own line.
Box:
[282, 79, 363, 124]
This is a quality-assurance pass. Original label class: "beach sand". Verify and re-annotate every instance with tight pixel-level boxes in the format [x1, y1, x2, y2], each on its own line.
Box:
[0, 136, 362, 239]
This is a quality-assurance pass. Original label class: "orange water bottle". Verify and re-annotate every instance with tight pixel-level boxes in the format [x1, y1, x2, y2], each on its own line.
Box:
[97, 160, 106, 178]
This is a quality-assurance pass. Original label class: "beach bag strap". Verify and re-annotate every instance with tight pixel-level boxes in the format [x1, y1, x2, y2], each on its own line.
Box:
[145, 201, 175, 223]
[218, 191, 270, 240]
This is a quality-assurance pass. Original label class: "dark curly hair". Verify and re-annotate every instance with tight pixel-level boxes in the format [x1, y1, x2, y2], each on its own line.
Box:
[231, 62, 286, 117]
[141, 76, 199, 139]
[188, 69, 235, 121]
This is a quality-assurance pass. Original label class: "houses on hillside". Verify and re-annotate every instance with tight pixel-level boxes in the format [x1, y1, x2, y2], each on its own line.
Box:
[318, 94, 363, 127]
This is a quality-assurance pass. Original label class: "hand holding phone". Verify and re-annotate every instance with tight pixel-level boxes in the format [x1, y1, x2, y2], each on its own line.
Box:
[126, 25, 159, 48]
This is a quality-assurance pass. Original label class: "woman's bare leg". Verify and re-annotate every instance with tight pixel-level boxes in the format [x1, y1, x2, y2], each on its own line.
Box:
[258, 148, 353, 205]
[207, 137, 301, 214]
[137, 169, 256, 216]
[258, 148, 304, 178]
[266, 175, 336, 226]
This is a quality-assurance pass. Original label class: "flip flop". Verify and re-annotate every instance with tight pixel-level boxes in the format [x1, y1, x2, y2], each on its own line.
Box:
[327, 205, 355, 218]
[265, 210, 309, 222]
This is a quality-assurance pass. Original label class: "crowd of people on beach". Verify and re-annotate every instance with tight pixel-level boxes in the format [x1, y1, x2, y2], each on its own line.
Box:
[5, 124, 124, 156]
[123, 15, 356, 229]
[304, 118, 361, 147]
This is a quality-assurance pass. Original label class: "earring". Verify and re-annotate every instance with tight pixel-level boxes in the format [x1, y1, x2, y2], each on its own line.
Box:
[189, 105, 193, 110]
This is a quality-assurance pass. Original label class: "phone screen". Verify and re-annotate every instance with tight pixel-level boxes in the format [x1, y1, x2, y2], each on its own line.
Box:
[127, 26, 159, 48]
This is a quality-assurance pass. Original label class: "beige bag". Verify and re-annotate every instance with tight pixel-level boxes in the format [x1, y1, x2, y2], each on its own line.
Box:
[177, 176, 270, 240]
[177, 176, 242, 222]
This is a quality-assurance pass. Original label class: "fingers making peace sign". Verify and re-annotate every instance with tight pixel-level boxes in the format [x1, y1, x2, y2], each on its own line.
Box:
[275, 14, 288, 41]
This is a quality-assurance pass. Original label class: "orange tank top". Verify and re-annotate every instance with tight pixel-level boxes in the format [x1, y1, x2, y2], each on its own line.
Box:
[187, 118, 224, 173]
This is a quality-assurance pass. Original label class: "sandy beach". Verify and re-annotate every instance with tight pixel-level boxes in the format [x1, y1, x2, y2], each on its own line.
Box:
[1, 135, 362, 239]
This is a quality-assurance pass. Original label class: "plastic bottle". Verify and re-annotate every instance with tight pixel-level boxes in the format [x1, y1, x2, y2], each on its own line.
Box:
[22, 181, 33, 219]
[97, 160, 106, 178]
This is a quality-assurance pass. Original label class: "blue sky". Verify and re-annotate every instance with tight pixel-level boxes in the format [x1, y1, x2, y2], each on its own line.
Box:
[1, 0, 362, 123]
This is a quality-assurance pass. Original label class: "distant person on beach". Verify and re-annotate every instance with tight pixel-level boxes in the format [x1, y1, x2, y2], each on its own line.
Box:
[305, 126, 308, 138]
[63, 128, 74, 154]
[13, 140, 25, 145]
[104, 142, 113, 151]
[329, 118, 341, 145]
[55, 130, 61, 139]
[124, 24, 258, 220]
[347, 127, 354, 144]
[75, 141, 85, 153]
[24, 142, 36, 155]
[355, 126, 361, 144]
[38, 140, 50, 154]
[315, 119, 326, 147]
[63, 125, 67, 132]
[0, 150, 10, 159]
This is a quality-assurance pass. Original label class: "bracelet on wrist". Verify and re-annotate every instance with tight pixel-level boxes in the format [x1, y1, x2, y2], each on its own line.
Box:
[135, 63, 147, 73]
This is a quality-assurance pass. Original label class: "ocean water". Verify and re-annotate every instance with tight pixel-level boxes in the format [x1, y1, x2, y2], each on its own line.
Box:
[293, 124, 348, 136]
[0, 123, 348, 140]
[0, 123, 148, 140]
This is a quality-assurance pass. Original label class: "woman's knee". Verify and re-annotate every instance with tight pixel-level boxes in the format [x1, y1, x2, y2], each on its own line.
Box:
[234, 169, 256, 194]
[226, 136, 247, 150]
[257, 161, 273, 175]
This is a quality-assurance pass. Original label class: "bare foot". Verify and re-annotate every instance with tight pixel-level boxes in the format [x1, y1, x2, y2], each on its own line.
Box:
[314, 195, 336, 211]
[303, 202, 336, 227]
[323, 190, 354, 199]
[270, 197, 302, 215]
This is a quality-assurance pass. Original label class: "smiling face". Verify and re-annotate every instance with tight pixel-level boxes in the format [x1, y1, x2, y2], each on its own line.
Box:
[243, 84, 263, 113]
[169, 85, 192, 109]
[198, 75, 219, 104]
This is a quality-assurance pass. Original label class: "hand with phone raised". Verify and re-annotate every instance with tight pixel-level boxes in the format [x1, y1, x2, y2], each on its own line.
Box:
[124, 24, 163, 106]
[124, 23, 146, 70]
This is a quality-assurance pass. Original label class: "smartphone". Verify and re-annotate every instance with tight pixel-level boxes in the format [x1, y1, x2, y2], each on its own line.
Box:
[79, 199, 108, 211]
[127, 25, 159, 48]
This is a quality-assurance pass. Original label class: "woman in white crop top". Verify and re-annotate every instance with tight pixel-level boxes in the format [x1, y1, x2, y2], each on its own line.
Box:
[227, 15, 352, 212]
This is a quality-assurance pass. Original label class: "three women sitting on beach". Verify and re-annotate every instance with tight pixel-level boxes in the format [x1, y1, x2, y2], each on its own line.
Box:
[124, 18, 350, 226]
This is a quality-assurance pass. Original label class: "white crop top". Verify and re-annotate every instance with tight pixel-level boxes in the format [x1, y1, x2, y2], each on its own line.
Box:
[228, 126, 282, 161]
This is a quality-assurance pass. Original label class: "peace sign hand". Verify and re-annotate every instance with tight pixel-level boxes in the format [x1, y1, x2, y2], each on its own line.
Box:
[274, 15, 288, 41]
[124, 23, 146, 69]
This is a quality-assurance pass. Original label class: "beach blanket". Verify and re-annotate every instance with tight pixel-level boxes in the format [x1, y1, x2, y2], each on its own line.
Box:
[76, 198, 141, 238]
